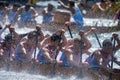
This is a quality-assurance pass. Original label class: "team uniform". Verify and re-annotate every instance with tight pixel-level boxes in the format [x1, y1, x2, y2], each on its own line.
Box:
[71, 5, 84, 30]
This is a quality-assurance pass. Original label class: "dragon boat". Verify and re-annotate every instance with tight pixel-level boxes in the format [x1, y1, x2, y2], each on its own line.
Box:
[18, 10, 120, 34]
[0, 57, 120, 80]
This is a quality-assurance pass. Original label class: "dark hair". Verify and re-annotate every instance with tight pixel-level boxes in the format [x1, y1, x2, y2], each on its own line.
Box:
[48, 3, 54, 8]
[0, 25, 2, 29]
[4, 1, 9, 7]
[25, 3, 31, 7]
[110, 0, 115, 2]
[27, 32, 36, 39]
[102, 39, 112, 47]
[51, 34, 61, 41]
[69, 1, 75, 7]
[0, 1, 5, 7]
[13, 3, 21, 7]
[34, 31, 40, 36]
[100, 0, 106, 2]
[5, 34, 12, 41]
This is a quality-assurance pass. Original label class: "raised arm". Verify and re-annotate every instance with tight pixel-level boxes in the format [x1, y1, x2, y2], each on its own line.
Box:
[112, 33, 120, 51]
[58, 0, 70, 10]
[55, 28, 67, 48]
[79, 30, 92, 52]
[41, 36, 51, 48]
[36, 25, 44, 42]
[114, 9, 120, 22]
[85, 28, 96, 36]
[14, 7, 23, 21]
[31, 7, 38, 18]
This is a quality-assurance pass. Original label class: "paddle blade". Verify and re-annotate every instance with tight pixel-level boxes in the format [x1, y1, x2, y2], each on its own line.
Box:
[77, 67, 84, 79]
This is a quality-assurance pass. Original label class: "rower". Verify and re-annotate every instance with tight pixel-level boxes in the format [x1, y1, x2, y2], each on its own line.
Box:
[0, 1, 8, 24]
[6, 3, 21, 24]
[42, 3, 55, 23]
[58, 0, 84, 30]
[62, 30, 92, 67]
[1, 24, 20, 60]
[15, 3, 38, 28]
[37, 28, 67, 64]
[86, 33, 120, 69]
[15, 31, 39, 62]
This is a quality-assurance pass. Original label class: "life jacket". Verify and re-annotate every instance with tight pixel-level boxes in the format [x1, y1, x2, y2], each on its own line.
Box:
[37, 47, 69, 66]
[86, 53, 100, 69]
[15, 44, 27, 62]
[15, 43, 34, 62]
[37, 49, 48, 64]
[59, 51, 70, 67]
[20, 7, 33, 22]
[8, 10, 16, 23]
[42, 8, 54, 23]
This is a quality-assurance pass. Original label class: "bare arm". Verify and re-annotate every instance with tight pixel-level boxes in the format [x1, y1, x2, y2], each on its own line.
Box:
[112, 33, 120, 51]
[36, 26, 44, 42]
[41, 37, 50, 48]
[58, 0, 70, 10]
[14, 7, 22, 21]
[65, 39, 74, 49]
[85, 28, 96, 36]
[42, 8, 54, 16]
[38, 30, 44, 42]
[79, 31, 92, 51]
[61, 30, 67, 48]
[17, 43, 26, 54]
[55, 29, 67, 48]
[31, 7, 38, 18]
[114, 9, 120, 21]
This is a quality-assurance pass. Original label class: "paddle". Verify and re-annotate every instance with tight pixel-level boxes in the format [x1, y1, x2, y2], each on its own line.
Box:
[66, 23, 83, 78]
[109, 38, 116, 80]
[50, 32, 62, 76]
[93, 32, 102, 48]
[28, 30, 40, 74]
[6, 29, 13, 71]
[65, 22, 73, 38]
[77, 33, 84, 78]
[32, 31, 39, 66]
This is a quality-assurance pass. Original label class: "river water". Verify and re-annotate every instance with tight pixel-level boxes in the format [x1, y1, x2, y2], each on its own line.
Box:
[0, 0, 120, 80]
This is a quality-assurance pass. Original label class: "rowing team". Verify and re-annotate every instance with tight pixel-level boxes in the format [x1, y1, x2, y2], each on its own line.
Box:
[0, 23, 120, 69]
[0, 1, 38, 26]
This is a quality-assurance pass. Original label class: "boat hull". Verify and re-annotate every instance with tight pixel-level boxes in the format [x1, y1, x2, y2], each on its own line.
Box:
[0, 58, 120, 80]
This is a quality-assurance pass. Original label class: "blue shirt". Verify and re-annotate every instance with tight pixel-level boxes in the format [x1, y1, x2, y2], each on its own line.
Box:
[71, 5, 84, 30]
[42, 8, 54, 23]
[86, 53, 100, 68]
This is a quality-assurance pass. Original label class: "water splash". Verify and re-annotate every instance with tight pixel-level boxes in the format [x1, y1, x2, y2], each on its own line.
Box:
[0, 70, 92, 80]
